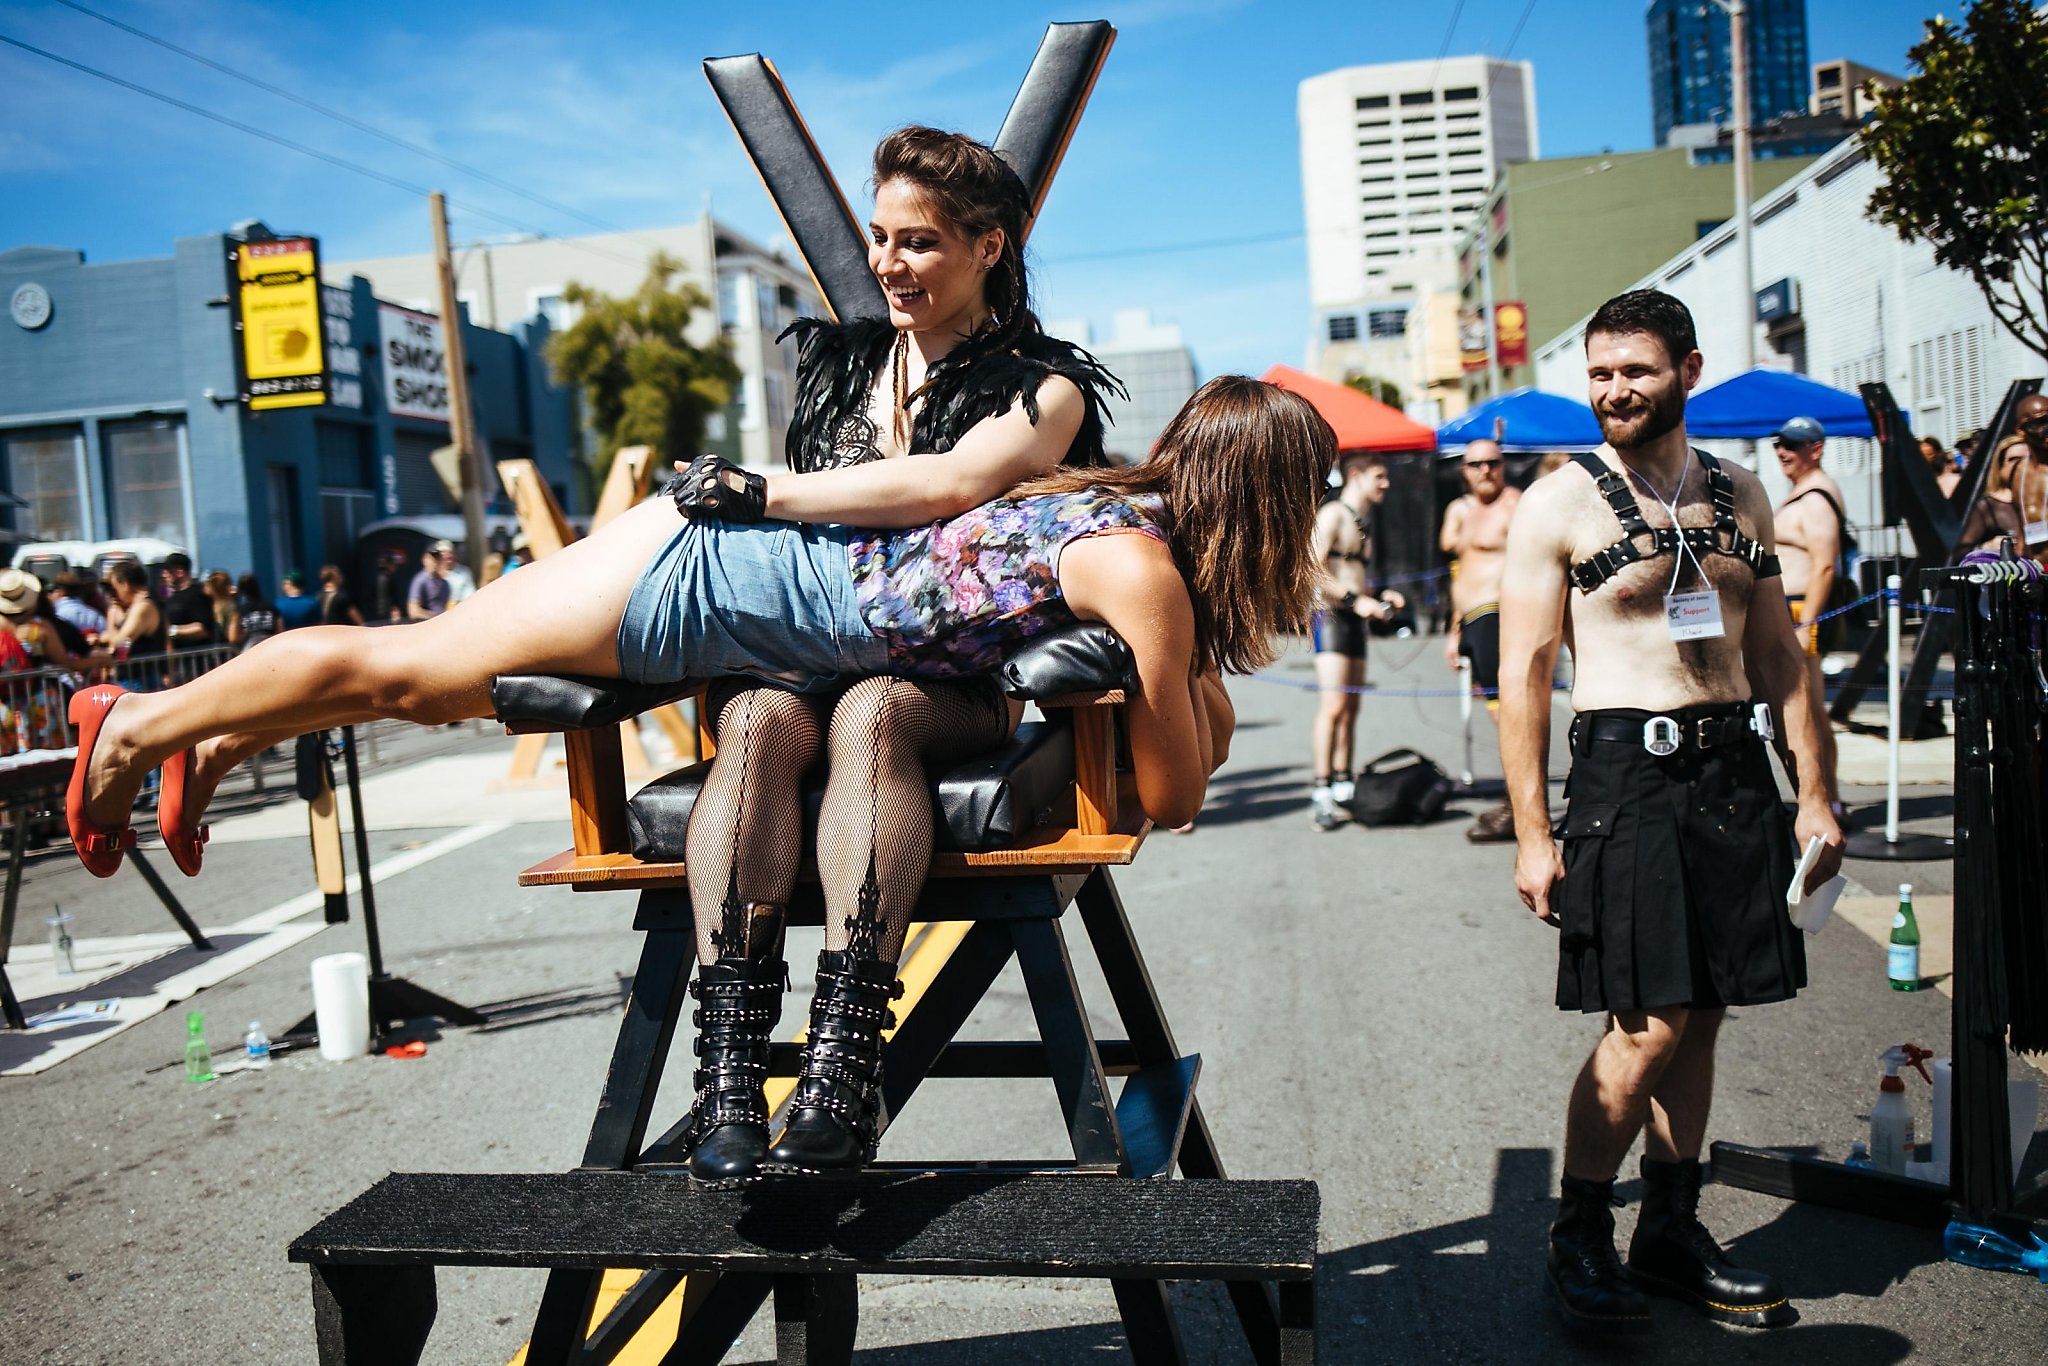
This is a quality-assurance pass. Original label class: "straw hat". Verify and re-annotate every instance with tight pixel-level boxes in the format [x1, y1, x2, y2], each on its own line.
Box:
[0, 567, 43, 617]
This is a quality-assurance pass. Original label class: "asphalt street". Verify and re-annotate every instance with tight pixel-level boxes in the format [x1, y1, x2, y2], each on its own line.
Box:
[2, 639, 2042, 1364]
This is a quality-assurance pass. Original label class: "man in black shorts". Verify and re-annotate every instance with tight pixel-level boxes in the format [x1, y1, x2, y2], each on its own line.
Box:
[1309, 453, 1402, 829]
[1499, 290, 1841, 1335]
[1440, 436, 1520, 840]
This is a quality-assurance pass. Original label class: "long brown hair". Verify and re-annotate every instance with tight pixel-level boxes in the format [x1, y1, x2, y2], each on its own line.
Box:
[1012, 376, 1333, 673]
[872, 126, 1034, 348]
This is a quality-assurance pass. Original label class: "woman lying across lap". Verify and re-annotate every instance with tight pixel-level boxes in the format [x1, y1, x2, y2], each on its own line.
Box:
[671, 127, 1125, 1185]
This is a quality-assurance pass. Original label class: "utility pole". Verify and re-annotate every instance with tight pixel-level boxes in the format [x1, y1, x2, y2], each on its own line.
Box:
[480, 246, 499, 331]
[429, 192, 488, 580]
[1478, 217, 1503, 399]
[1722, 0, 1756, 371]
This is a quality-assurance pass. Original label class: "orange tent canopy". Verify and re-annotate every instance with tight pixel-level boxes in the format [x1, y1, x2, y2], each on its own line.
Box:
[1261, 365, 1438, 452]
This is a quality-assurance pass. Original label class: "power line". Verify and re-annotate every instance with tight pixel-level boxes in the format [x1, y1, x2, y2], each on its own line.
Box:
[1428, 0, 1469, 91]
[1502, 0, 1542, 58]
[51, 0, 657, 248]
[0, 31, 646, 272]
[1043, 229, 1305, 264]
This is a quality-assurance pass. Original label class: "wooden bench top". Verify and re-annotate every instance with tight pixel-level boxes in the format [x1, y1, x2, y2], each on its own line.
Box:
[290, 1169, 1319, 1282]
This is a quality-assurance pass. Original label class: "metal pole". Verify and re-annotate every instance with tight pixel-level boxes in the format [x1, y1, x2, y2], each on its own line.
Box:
[1728, 0, 1756, 371]
[340, 727, 384, 979]
[429, 192, 490, 583]
[1885, 574, 1902, 844]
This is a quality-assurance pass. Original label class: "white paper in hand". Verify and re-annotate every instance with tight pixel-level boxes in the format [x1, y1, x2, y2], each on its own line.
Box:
[1786, 835, 1844, 934]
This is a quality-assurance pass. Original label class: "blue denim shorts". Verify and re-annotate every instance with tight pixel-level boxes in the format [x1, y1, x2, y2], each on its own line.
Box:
[615, 518, 891, 694]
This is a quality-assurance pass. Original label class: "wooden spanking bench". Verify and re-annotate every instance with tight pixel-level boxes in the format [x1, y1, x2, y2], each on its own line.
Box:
[289, 624, 1320, 1365]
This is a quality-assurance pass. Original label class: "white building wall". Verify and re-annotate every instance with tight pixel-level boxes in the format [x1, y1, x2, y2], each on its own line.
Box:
[1533, 139, 2043, 530]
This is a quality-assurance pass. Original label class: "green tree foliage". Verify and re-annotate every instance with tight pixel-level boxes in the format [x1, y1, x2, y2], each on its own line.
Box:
[1343, 371, 1404, 407]
[1861, 1, 2048, 361]
[546, 252, 741, 481]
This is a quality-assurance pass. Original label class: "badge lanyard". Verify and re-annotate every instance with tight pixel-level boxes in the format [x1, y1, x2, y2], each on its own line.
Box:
[1627, 456, 1725, 642]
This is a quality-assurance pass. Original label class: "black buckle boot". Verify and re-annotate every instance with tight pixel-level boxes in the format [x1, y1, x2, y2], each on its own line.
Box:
[681, 904, 787, 1190]
[760, 950, 903, 1178]
[1628, 1157, 1794, 1327]
[1548, 1174, 1654, 1335]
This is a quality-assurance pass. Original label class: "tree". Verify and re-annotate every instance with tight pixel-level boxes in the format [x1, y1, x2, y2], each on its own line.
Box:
[547, 252, 741, 482]
[1343, 371, 1404, 407]
[1861, 1, 2048, 362]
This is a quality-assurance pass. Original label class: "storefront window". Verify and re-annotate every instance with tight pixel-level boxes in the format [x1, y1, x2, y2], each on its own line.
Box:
[103, 419, 189, 545]
[3, 427, 89, 542]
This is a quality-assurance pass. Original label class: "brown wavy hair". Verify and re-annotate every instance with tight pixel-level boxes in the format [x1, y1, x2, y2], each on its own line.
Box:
[872, 126, 1035, 347]
[1011, 376, 1333, 673]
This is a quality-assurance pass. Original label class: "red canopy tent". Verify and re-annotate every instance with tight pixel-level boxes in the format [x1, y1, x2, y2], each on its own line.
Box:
[1261, 365, 1438, 452]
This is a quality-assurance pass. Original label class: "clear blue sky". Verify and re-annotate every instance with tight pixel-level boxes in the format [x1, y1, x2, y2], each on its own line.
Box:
[0, 0, 1943, 379]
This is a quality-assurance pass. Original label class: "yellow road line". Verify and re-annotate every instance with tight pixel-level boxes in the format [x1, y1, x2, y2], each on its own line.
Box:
[508, 918, 969, 1364]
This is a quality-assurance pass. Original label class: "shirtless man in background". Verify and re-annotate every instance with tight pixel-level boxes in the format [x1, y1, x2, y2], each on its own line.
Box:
[1309, 453, 1403, 830]
[1499, 290, 1840, 1337]
[1440, 435, 1521, 841]
[1769, 416, 1844, 804]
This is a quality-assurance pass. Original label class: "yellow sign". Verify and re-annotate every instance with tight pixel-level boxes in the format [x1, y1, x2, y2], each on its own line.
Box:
[233, 236, 327, 410]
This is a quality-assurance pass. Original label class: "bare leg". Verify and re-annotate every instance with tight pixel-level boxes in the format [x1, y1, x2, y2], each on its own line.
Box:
[1562, 1007, 1691, 1182]
[84, 497, 688, 831]
[1311, 653, 1353, 779]
[1643, 1007, 1723, 1163]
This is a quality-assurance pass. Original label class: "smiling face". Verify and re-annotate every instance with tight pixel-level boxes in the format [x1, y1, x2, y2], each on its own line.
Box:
[1585, 329, 1699, 451]
[868, 179, 1001, 338]
[1774, 436, 1823, 479]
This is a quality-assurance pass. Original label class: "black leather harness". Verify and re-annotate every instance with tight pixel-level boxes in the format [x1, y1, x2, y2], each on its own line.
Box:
[1567, 450, 1780, 594]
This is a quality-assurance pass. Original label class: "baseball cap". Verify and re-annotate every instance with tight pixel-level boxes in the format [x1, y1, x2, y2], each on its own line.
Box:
[429, 539, 456, 554]
[1775, 416, 1825, 446]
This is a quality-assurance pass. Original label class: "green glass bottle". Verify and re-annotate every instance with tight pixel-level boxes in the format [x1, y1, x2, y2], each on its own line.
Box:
[183, 1010, 216, 1083]
[1889, 883, 1922, 992]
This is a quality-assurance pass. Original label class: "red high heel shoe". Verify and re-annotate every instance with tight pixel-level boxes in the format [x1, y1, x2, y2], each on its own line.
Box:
[66, 686, 137, 878]
[157, 749, 209, 877]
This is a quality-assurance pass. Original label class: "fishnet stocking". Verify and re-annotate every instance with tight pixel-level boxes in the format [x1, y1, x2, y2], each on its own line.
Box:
[817, 676, 1016, 963]
[686, 680, 826, 964]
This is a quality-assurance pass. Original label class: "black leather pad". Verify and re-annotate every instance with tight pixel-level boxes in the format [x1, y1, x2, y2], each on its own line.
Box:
[626, 719, 1075, 860]
[999, 621, 1135, 698]
[490, 674, 703, 734]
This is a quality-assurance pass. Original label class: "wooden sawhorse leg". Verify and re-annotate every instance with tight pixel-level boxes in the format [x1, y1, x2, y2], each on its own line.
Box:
[309, 1264, 436, 1366]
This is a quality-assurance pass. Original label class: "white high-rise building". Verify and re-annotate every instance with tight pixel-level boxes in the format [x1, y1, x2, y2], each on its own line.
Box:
[1298, 57, 1537, 405]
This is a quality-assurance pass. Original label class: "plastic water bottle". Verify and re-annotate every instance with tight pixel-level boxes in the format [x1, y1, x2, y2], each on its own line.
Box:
[46, 908, 75, 976]
[1943, 1220, 2048, 1282]
[182, 1010, 215, 1084]
[1845, 1140, 1873, 1169]
[243, 1021, 272, 1069]
[1889, 883, 1922, 991]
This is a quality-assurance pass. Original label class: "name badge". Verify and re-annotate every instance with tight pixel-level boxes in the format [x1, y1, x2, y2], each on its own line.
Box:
[1665, 590, 1725, 641]
[2026, 519, 2048, 547]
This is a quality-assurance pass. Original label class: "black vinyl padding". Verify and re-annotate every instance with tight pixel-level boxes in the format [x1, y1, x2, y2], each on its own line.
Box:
[625, 719, 1076, 860]
[491, 622, 1134, 734]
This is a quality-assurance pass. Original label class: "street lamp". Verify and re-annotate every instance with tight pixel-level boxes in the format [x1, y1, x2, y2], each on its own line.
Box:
[1706, 0, 1756, 370]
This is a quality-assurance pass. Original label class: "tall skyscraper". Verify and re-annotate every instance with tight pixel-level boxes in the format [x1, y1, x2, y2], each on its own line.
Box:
[1298, 56, 1537, 400]
[1648, 0, 1811, 148]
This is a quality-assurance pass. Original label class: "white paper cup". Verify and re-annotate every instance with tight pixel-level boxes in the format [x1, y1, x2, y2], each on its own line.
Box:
[310, 952, 371, 1061]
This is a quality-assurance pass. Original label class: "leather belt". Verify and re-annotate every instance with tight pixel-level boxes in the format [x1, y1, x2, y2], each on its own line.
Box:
[1575, 710, 1758, 756]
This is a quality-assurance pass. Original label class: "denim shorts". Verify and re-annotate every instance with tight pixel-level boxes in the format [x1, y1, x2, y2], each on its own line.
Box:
[615, 518, 891, 694]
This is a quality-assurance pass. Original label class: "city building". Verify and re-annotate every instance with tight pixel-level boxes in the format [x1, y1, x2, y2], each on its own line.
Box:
[330, 215, 822, 472]
[1455, 145, 1820, 402]
[1648, 0, 1811, 148]
[1808, 57, 1899, 119]
[1298, 55, 1538, 406]
[1532, 135, 2043, 529]
[1050, 309, 1198, 464]
[0, 224, 575, 591]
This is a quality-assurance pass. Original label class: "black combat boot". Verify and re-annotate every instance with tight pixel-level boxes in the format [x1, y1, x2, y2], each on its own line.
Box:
[1628, 1157, 1795, 1327]
[760, 950, 903, 1177]
[1547, 1174, 1654, 1335]
[681, 904, 787, 1189]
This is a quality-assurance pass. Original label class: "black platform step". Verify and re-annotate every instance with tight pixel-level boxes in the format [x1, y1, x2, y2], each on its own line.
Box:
[291, 1169, 1319, 1282]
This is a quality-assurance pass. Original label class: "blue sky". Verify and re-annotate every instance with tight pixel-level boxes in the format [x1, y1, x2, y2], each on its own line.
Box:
[2, 1, 1943, 378]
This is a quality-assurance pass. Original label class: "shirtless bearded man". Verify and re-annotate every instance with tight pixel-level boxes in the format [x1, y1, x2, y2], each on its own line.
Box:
[1769, 415, 1844, 804]
[1499, 291, 1842, 1336]
[1308, 453, 1402, 830]
[1440, 436, 1521, 841]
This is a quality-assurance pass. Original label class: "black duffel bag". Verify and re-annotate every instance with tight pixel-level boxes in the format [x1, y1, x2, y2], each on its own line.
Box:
[1345, 748, 1455, 826]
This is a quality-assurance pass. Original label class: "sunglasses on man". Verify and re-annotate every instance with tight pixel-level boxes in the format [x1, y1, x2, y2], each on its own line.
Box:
[1463, 458, 1503, 470]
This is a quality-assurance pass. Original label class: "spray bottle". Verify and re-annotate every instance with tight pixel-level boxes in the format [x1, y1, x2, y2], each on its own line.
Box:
[1872, 1043, 1933, 1175]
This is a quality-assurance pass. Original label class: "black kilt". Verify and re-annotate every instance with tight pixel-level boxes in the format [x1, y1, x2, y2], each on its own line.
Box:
[1554, 703, 1806, 1014]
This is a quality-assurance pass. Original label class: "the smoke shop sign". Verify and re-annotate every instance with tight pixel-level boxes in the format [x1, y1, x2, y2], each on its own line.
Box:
[378, 303, 450, 423]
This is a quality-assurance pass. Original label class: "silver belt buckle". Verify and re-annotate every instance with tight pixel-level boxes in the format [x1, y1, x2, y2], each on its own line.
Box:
[1643, 716, 1681, 757]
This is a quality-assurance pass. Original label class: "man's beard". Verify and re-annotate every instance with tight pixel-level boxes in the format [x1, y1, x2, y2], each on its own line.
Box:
[1595, 382, 1686, 450]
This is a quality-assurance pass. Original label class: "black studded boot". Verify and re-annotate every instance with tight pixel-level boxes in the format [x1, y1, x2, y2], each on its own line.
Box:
[680, 903, 787, 1189]
[1628, 1157, 1794, 1327]
[760, 950, 903, 1177]
[1547, 1174, 1654, 1336]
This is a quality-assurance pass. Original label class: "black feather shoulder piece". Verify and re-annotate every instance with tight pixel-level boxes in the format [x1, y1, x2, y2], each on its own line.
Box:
[780, 317, 1126, 473]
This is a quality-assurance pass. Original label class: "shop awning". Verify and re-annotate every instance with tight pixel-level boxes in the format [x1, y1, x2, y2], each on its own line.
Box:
[1261, 365, 1438, 452]
[1684, 367, 1886, 439]
[1436, 387, 1602, 452]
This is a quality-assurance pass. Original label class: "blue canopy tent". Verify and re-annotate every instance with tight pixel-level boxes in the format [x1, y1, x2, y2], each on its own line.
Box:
[1436, 387, 1602, 451]
[1684, 367, 1886, 439]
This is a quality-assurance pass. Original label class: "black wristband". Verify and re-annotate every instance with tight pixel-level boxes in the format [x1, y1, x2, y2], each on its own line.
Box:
[1338, 590, 1360, 610]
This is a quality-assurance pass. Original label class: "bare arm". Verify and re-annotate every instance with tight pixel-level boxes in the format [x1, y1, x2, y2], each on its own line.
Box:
[1439, 497, 1466, 556]
[755, 376, 1085, 528]
[1798, 495, 1840, 628]
[103, 599, 159, 649]
[1498, 478, 1571, 920]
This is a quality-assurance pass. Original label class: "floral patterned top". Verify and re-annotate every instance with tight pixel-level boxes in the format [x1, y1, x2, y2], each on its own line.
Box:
[850, 488, 1167, 677]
